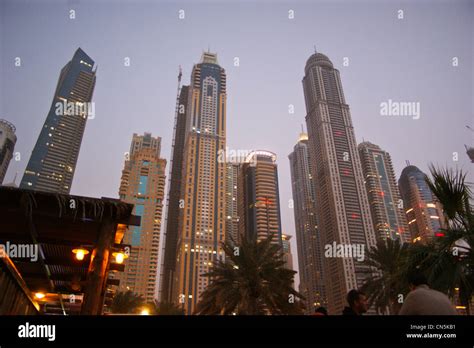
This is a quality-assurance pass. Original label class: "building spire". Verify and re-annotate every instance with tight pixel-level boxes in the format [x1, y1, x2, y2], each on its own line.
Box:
[314, 45, 317, 53]
[298, 124, 308, 142]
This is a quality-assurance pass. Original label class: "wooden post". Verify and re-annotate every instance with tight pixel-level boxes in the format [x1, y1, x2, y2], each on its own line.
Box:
[81, 218, 115, 315]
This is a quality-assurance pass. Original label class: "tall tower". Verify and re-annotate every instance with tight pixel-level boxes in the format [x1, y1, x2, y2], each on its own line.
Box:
[225, 162, 240, 244]
[289, 131, 326, 313]
[238, 151, 283, 245]
[20, 48, 96, 194]
[358, 141, 410, 243]
[281, 234, 294, 271]
[398, 165, 446, 242]
[118, 133, 166, 303]
[302, 51, 376, 314]
[0, 119, 17, 185]
[174, 52, 227, 314]
[161, 82, 189, 304]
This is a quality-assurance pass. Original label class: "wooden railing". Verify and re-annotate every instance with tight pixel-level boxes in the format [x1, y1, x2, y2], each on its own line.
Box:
[0, 255, 40, 315]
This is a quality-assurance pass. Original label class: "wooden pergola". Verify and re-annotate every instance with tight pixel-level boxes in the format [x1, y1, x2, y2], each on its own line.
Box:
[0, 187, 140, 315]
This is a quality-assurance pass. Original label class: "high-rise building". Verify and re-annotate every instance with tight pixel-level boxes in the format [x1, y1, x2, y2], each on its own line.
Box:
[289, 131, 326, 313]
[0, 119, 17, 185]
[281, 233, 294, 271]
[161, 82, 189, 303]
[225, 162, 240, 244]
[398, 165, 446, 243]
[174, 52, 227, 314]
[358, 141, 410, 243]
[302, 51, 376, 314]
[238, 151, 283, 245]
[465, 145, 474, 163]
[20, 48, 96, 194]
[118, 133, 166, 303]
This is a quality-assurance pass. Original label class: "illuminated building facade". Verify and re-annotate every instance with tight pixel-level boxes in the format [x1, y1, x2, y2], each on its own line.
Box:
[118, 133, 166, 303]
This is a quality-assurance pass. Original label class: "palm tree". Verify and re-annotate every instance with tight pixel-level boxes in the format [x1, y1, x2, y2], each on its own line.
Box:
[419, 165, 474, 313]
[195, 234, 304, 315]
[357, 166, 473, 314]
[361, 238, 409, 314]
[425, 165, 472, 230]
[110, 290, 145, 314]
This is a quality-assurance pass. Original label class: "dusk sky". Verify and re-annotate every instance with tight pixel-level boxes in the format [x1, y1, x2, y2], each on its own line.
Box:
[1, 0, 473, 287]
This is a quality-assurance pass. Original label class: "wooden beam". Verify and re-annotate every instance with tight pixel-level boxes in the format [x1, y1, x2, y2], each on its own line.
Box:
[81, 218, 115, 315]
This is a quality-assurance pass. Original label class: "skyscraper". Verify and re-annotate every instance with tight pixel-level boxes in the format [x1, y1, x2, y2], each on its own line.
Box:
[20, 48, 96, 194]
[161, 82, 189, 303]
[302, 51, 376, 314]
[174, 52, 227, 314]
[238, 151, 283, 245]
[358, 141, 410, 243]
[398, 165, 446, 243]
[465, 145, 474, 163]
[118, 133, 166, 303]
[289, 131, 326, 313]
[0, 119, 17, 185]
[225, 162, 240, 244]
[281, 233, 294, 271]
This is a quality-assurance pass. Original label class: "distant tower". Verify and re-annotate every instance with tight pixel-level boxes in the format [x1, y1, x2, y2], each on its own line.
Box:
[358, 141, 410, 243]
[225, 162, 241, 244]
[302, 50, 376, 314]
[20, 48, 96, 193]
[289, 131, 326, 313]
[0, 119, 17, 185]
[238, 151, 283, 245]
[398, 165, 446, 242]
[118, 133, 166, 303]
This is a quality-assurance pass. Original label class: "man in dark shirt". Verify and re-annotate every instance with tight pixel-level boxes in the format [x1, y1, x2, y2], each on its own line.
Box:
[342, 289, 368, 315]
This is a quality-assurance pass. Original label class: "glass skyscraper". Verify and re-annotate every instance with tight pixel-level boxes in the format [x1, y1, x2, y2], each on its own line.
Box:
[358, 141, 410, 243]
[20, 48, 96, 194]
[398, 165, 446, 242]
[0, 119, 17, 185]
[238, 151, 283, 245]
[289, 131, 326, 313]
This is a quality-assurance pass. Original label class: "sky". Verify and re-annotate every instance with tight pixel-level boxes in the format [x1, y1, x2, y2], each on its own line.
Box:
[1, 0, 473, 288]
